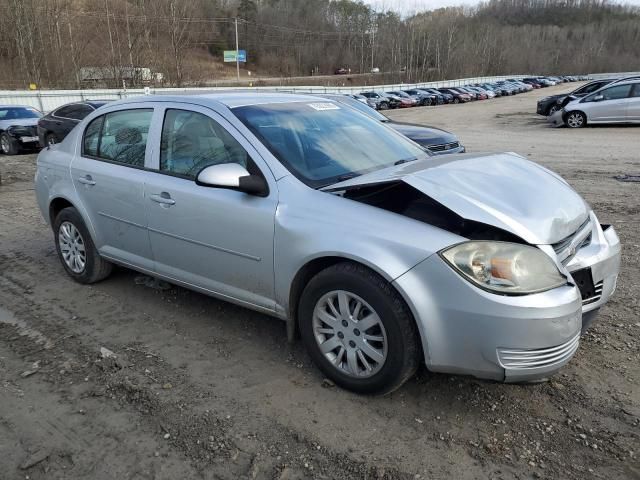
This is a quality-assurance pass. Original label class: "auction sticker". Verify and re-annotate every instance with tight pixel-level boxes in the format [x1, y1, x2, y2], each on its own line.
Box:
[307, 103, 340, 111]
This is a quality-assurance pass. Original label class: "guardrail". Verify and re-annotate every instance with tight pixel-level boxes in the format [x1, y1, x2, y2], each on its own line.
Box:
[0, 75, 530, 112]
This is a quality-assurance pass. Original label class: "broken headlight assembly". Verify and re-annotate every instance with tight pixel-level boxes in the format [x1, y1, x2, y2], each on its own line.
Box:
[440, 241, 567, 295]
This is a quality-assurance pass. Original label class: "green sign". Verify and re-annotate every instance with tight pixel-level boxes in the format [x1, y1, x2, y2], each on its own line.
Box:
[224, 50, 247, 63]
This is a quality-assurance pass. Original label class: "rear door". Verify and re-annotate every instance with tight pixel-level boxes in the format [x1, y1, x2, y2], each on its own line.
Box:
[626, 83, 640, 121]
[70, 104, 159, 270]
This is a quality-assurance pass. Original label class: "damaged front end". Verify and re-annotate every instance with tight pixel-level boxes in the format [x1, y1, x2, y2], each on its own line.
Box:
[325, 152, 621, 381]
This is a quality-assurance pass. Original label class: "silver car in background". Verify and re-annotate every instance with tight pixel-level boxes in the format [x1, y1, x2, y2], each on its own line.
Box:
[35, 93, 620, 394]
[550, 78, 640, 127]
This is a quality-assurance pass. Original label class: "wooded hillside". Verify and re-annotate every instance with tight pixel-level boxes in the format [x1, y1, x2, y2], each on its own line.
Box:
[0, 0, 638, 89]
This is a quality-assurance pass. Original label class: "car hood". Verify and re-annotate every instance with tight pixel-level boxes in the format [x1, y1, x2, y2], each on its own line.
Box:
[0, 118, 39, 130]
[323, 152, 589, 245]
[387, 122, 457, 145]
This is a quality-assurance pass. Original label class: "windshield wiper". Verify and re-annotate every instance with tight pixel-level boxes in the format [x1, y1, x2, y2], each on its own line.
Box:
[317, 172, 362, 189]
[394, 157, 418, 165]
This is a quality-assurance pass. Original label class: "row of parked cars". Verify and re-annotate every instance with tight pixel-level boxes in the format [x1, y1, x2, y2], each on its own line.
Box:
[1, 95, 467, 157]
[353, 76, 584, 111]
[537, 75, 640, 127]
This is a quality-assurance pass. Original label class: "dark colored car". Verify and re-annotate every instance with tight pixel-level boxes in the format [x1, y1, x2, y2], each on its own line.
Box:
[37, 101, 109, 147]
[385, 91, 418, 107]
[334, 68, 348, 75]
[0, 105, 42, 155]
[437, 88, 470, 103]
[535, 79, 615, 116]
[420, 88, 451, 103]
[317, 94, 465, 154]
[402, 89, 436, 106]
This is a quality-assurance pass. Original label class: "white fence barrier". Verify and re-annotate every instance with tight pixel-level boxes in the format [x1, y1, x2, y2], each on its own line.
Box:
[0, 75, 531, 112]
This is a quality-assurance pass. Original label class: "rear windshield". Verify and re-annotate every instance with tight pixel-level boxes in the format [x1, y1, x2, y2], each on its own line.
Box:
[233, 102, 427, 188]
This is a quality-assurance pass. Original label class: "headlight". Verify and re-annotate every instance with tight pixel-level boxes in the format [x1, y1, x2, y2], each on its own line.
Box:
[440, 241, 567, 295]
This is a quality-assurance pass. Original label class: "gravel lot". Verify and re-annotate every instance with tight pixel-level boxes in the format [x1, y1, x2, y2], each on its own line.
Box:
[0, 84, 638, 480]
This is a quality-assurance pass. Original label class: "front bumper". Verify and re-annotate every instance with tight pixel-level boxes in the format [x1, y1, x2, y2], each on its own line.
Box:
[548, 109, 565, 127]
[393, 220, 620, 382]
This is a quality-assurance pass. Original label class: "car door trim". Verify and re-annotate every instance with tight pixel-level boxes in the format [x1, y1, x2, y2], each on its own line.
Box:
[147, 226, 262, 262]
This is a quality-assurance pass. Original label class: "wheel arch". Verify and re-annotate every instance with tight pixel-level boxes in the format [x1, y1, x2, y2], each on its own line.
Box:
[564, 109, 587, 126]
[286, 255, 424, 359]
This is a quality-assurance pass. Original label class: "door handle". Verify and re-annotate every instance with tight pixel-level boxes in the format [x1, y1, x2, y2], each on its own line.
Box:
[149, 193, 175, 206]
[77, 175, 96, 186]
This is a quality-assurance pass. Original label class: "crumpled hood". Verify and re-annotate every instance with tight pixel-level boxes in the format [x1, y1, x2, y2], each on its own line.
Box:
[324, 152, 590, 245]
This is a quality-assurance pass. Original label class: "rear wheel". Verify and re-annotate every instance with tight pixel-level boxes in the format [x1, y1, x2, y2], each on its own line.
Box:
[565, 111, 586, 128]
[54, 207, 112, 284]
[299, 262, 420, 395]
[378, 101, 389, 110]
[453, 98, 460, 104]
[0, 133, 19, 155]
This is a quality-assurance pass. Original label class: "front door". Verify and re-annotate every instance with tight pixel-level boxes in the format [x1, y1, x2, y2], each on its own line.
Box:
[626, 83, 640, 121]
[144, 105, 278, 311]
[70, 106, 157, 270]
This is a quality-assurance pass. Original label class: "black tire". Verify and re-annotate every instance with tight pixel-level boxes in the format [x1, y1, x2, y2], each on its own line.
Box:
[379, 101, 389, 110]
[564, 111, 587, 128]
[298, 262, 420, 395]
[0, 132, 19, 155]
[45, 133, 57, 146]
[53, 206, 112, 284]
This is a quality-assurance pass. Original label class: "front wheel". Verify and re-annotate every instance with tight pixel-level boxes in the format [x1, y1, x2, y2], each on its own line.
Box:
[378, 101, 389, 110]
[453, 98, 460, 104]
[0, 133, 19, 155]
[45, 133, 57, 146]
[53, 207, 112, 284]
[565, 111, 586, 128]
[299, 262, 420, 395]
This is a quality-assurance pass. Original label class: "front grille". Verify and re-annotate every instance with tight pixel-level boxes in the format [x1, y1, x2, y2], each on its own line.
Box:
[428, 141, 460, 152]
[552, 219, 592, 265]
[582, 280, 604, 306]
[10, 125, 37, 137]
[497, 333, 580, 370]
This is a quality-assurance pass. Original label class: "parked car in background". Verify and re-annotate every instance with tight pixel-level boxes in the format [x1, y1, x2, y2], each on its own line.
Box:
[549, 78, 640, 128]
[420, 88, 451, 104]
[464, 86, 489, 100]
[452, 87, 478, 101]
[536, 79, 615, 116]
[437, 88, 470, 103]
[35, 92, 621, 394]
[348, 94, 369, 105]
[0, 105, 42, 155]
[370, 67, 380, 74]
[317, 94, 465, 155]
[360, 91, 393, 110]
[37, 100, 109, 147]
[334, 68, 348, 75]
[476, 83, 503, 97]
[402, 89, 436, 106]
[385, 91, 418, 107]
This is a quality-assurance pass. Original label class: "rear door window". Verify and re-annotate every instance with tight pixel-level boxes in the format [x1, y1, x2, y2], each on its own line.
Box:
[82, 109, 153, 167]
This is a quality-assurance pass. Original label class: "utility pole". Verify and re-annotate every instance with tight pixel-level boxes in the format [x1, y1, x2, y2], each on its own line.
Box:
[235, 17, 240, 83]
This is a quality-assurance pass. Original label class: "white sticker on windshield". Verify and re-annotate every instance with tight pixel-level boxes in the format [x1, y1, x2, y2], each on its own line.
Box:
[307, 102, 340, 111]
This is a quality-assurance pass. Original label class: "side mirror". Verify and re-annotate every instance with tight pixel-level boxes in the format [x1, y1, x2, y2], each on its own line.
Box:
[196, 163, 269, 197]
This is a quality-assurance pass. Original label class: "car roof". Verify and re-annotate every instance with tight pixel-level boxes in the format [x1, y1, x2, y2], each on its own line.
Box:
[107, 92, 325, 110]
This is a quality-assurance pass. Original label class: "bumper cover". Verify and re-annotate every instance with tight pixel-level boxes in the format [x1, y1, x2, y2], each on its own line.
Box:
[393, 218, 620, 382]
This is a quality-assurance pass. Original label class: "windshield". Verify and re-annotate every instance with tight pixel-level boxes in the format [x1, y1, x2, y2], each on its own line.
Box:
[0, 107, 41, 120]
[233, 101, 428, 188]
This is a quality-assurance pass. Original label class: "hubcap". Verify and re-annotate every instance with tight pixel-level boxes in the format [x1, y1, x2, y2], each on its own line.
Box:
[567, 113, 583, 128]
[312, 290, 387, 378]
[47, 135, 56, 146]
[0, 136, 9, 153]
[58, 221, 87, 273]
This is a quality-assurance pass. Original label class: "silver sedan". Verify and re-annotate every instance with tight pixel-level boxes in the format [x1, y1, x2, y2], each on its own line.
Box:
[35, 93, 620, 394]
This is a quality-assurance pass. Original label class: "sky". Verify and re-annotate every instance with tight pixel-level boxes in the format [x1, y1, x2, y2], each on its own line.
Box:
[361, 0, 640, 14]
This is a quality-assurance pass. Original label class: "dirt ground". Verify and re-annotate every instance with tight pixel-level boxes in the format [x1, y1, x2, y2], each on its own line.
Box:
[0, 83, 638, 480]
